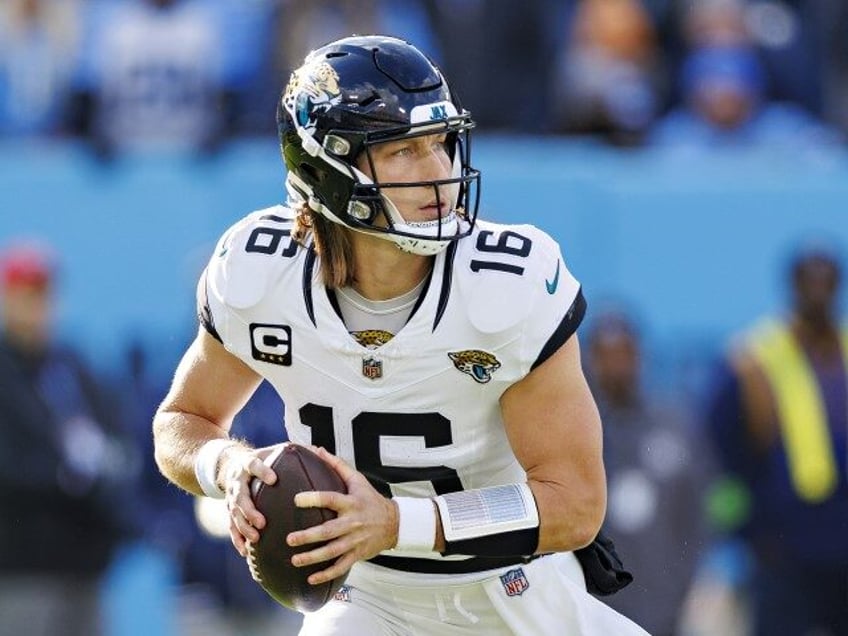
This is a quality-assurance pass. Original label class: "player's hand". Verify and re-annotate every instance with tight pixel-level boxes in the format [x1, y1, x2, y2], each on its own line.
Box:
[220, 443, 279, 557]
[286, 446, 399, 586]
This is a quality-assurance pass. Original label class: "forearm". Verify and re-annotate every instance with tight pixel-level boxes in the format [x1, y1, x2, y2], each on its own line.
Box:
[152, 408, 237, 496]
[427, 478, 603, 556]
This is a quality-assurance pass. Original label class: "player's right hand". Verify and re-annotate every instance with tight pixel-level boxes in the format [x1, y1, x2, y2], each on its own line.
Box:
[220, 444, 280, 556]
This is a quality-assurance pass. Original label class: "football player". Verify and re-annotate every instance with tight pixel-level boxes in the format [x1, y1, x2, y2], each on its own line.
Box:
[153, 35, 648, 634]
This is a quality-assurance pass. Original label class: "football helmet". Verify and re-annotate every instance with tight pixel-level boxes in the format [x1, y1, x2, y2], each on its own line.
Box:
[277, 35, 480, 255]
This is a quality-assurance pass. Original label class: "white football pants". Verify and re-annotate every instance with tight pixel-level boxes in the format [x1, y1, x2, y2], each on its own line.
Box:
[299, 552, 650, 635]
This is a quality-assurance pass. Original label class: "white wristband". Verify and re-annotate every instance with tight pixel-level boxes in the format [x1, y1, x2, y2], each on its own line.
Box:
[194, 439, 239, 499]
[392, 496, 437, 552]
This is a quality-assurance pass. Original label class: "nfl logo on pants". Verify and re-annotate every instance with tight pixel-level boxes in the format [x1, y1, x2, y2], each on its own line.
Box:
[500, 567, 529, 597]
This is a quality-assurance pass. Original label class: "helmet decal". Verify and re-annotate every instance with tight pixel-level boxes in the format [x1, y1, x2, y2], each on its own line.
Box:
[410, 101, 458, 124]
[283, 61, 342, 134]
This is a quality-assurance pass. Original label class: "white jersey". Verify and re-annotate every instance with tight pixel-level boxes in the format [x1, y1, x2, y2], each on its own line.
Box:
[199, 205, 585, 573]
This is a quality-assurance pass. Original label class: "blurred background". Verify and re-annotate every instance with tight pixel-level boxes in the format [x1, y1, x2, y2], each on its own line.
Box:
[1, 0, 846, 635]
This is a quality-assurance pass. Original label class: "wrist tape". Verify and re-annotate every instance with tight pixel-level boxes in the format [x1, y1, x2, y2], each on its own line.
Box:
[194, 439, 239, 499]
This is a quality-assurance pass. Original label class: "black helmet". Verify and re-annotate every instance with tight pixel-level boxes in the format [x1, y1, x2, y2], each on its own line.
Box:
[277, 35, 480, 255]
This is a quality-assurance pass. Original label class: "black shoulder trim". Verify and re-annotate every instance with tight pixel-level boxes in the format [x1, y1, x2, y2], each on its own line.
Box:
[433, 240, 458, 331]
[530, 287, 586, 371]
[196, 267, 222, 343]
[303, 245, 317, 327]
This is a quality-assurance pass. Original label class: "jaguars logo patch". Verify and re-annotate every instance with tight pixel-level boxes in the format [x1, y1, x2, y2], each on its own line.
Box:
[351, 329, 394, 349]
[448, 349, 501, 384]
[282, 60, 342, 133]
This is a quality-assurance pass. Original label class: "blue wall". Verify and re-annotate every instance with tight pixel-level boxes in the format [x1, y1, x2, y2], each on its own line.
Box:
[3, 137, 847, 386]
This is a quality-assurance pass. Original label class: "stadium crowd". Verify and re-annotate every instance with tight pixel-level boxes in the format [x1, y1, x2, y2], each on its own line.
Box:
[0, 0, 847, 150]
[1, 1, 846, 635]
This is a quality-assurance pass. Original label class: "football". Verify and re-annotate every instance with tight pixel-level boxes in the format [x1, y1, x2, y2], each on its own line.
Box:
[246, 443, 349, 612]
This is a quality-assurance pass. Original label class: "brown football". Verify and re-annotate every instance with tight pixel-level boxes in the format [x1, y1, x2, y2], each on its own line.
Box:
[246, 443, 348, 612]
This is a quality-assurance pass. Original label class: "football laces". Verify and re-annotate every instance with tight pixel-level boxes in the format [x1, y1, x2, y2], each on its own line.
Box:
[245, 540, 263, 584]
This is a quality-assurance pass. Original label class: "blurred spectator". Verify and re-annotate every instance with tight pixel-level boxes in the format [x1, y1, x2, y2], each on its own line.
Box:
[0, 240, 139, 636]
[648, 43, 840, 149]
[0, 0, 81, 137]
[789, 0, 848, 137]
[271, 1, 438, 84]
[586, 307, 714, 636]
[66, 0, 267, 158]
[669, 0, 800, 108]
[552, 0, 665, 146]
[705, 243, 848, 636]
[273, 0, 383, 80]
[423, 0, 564, 132]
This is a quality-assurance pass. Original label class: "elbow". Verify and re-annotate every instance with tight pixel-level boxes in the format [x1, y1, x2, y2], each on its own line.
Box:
[151, 411, 175, 480]
[152, 421, 166, 477]
[570, 510, 604, 550]
[568, 489, 606, 550]
[537, 479, 606, 552]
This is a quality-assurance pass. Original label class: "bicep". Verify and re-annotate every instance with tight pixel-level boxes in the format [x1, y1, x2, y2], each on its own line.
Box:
[158, 327, 263, 432]
[501, 335, 604, 482]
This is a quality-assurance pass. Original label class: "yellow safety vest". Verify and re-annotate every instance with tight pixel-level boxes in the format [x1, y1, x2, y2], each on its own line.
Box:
[747, 320, 848, 503]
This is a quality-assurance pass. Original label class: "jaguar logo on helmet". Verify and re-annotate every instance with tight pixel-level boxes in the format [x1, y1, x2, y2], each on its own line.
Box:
[282, 61, 342, 134]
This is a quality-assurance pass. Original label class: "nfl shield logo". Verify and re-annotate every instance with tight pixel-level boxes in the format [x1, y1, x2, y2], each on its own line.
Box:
[362, 357, 382, 380]
[500, 567, 529, 597]
[333, 585, 351, 603]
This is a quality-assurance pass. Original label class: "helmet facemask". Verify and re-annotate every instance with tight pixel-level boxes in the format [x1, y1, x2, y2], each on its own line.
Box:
[345, 117, 478, 255]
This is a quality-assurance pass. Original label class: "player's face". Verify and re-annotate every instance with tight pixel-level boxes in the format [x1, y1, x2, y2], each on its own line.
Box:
[357, 133, 455, 224]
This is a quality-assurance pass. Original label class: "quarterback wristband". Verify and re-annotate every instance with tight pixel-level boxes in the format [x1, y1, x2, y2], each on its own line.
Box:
[194, 439, 239, 499]
[435, 483, 540, 556]
[392, 496, 437, 552]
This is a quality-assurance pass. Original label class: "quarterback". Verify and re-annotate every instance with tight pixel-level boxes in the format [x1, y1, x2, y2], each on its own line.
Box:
[153, 35, 648, 634]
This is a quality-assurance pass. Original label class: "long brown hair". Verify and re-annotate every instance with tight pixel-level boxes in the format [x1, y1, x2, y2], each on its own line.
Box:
[291, 205, 355, 289]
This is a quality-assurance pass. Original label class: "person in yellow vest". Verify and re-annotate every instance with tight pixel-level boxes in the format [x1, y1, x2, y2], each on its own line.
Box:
[705, 244, 848, 636]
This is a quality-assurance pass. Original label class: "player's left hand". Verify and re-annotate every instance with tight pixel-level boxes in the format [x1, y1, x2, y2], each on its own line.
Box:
[286, 446, 399, 586]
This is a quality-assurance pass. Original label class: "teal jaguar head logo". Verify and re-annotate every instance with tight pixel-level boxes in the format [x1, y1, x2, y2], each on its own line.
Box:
[448, 349, 501, 384]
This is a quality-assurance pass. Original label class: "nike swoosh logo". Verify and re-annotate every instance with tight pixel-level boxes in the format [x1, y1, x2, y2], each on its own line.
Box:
[545, 260, 560, 294]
